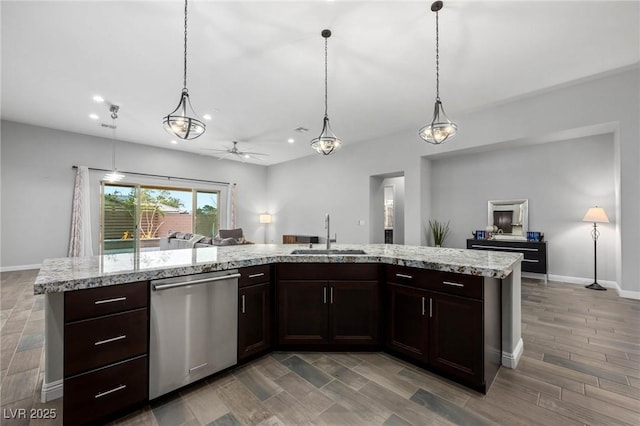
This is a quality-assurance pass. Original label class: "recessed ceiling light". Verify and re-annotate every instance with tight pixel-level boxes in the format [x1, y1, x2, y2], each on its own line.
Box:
[244, 154, 250, 158]
[89, 113, 99, 120]
[203, 114, 212, 121]
[170, 140, 178, 145]
[93, 95, 104, 103]
[287, 138, 295, 144]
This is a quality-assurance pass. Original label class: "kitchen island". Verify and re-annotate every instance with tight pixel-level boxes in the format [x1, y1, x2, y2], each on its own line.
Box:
[35, 243, 523, 412]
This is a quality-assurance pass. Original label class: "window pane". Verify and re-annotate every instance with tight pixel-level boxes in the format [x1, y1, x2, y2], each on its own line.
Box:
[143, 188, 192, 250]
[195, 191, 219, 237]
[103, 185, 136, 254]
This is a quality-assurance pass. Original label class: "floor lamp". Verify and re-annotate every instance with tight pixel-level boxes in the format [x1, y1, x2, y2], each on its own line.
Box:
[259, 214, 272, 244]
[582, 206, 609, 291]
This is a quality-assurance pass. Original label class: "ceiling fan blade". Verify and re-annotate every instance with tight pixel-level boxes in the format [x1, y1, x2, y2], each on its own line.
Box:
[202, 148, 231, 153]
[242, 151, 269, 156]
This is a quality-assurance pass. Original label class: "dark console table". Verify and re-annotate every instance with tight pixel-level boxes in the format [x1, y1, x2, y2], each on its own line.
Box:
[467, 239, 548, 283]
[282, 235, 320, 244]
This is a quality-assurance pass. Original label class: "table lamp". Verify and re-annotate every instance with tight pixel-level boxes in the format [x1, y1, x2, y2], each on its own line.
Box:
[582, 206, 609, 291]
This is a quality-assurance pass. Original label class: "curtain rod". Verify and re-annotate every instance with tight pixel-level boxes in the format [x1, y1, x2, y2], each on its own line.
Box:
[72, 166, 230, 186]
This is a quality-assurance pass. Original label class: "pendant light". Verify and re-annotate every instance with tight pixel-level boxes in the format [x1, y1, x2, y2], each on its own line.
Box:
[162, 0, 206, 140]
[310, 29, 342, 155]
[104, 105, 125, 183]
[419, 1, 458, 145]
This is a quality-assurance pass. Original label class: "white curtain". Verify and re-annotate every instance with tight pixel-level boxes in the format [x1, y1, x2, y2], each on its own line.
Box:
[230, 183, 237, 229]
[68, 166, 93, 257]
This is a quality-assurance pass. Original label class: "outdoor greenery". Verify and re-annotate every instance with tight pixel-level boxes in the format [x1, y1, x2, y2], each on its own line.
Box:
[428, 219, 451, 247]
[105, 189, 185, 239]
[196, 202, 219, 237]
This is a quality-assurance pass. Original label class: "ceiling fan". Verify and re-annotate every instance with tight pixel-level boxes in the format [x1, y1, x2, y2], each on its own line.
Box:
[203, 141, 269, 162]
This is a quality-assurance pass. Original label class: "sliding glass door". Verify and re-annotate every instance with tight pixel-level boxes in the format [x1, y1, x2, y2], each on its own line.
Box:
[101, 183, 220, 254]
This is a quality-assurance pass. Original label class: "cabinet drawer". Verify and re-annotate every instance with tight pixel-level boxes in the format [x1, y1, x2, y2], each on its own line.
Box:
[278, 263, 379, 281]
[385, 265, 435, 289]
[239, 265, 271, 287]
[431, 272, 483, 300]
[63, 355, 147, 426]
[65, 308, 148, 377]
[65, 281, 148, 322]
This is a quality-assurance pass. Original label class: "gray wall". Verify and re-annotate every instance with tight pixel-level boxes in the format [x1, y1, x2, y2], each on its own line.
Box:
[429, 134, 616, 281]
[1, 67, 638, 295]
[0, 120, 268, 268]
[267, 67, 638, 294]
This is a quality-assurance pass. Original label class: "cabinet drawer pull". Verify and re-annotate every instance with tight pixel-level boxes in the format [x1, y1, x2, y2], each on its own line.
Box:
[241, 295, 246, 313]
[330, 287, 334, 304]
[471, 244, 538, 252]
[94, 296, 126, 305]
[429, 298, 433, 318]
[188, 362, 208, 373]
[248, 272, 265, 278]
[522, 259, 539, 263]
[94, 335, 127, 346]
[396, 273, 413, 279]
[421, 297, 426, 316]
[323, 287, 327, 304]
[442, 281, 464, 288]
[95, 384, 126, 399]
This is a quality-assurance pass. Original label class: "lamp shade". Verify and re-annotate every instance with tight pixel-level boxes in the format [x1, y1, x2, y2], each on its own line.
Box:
[259, 214, 272, 224]
[582, 207, 609, 223]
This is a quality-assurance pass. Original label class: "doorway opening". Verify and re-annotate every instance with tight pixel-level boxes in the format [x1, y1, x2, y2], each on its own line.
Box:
[369, 172, 405, 244]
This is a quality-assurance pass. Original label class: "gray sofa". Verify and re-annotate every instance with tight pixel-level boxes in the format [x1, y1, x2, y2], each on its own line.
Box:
[159, 229, 252, 250]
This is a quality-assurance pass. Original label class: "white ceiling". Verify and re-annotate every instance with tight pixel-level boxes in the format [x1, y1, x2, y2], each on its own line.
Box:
[2, 1, 638, 165]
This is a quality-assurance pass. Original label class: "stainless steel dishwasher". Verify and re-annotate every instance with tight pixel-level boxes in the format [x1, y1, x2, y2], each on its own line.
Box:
[149, 270, 240, 399]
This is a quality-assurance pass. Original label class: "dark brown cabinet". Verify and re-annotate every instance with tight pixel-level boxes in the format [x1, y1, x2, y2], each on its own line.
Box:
[63, 281, 149, 426]
[277, 264, 380, 347]
[384, 265, 500, 392]
[385, 283, 429, 360]
[429, 291, 483, 385]
[238, 265, 273, 361]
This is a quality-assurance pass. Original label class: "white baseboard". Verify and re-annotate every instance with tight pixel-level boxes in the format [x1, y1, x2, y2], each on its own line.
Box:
[41, 379, 63, 402]
[619, 289, 640, 300]
[0, 263, 41, 272]
[502, 338, 524, 369]
[542, 274, 640, 299]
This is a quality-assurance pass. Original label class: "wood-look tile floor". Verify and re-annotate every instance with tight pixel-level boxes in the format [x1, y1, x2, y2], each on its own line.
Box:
[1, 270, 639, 425]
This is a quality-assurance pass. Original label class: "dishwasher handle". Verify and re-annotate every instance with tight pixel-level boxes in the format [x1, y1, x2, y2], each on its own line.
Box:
[152, 273, 241, 291]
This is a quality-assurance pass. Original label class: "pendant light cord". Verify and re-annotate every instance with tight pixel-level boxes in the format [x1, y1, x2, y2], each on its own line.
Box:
[324, 36, 329, 118]
[183, 0, 189, 91]
[435, 8, 440, 101]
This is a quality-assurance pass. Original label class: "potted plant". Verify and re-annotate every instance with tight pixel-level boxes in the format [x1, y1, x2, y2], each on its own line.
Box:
[428, 220, 450, 247]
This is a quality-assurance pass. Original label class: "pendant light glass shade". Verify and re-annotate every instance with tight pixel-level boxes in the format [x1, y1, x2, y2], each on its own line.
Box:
[311, 29, 341, 155]
[163, 0, 206, 140]
[163, 89, 206, 140]
[419, 1, 457, 145]
[419, 99, 457, 144]
[311, 116, 342, 155]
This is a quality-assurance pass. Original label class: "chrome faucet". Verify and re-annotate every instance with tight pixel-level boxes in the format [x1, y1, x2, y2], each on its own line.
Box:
[325, 213, 331, 249]
[325, 213, 337, 249]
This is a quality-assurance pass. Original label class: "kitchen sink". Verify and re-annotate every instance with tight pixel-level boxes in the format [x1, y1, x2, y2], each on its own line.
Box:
[290, 249, 367, 255]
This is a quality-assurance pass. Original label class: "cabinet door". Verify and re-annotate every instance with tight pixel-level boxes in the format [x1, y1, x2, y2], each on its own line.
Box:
[385, 283, 428, 361]
[238, 282, 272, 361]
[329, 281, 379, 345]
[278, 280, 328, 344]
[429, 291, 483, 386]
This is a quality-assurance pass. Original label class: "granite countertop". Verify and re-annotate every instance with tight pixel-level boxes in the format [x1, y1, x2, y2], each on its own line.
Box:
[34, 243, 522, 294]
